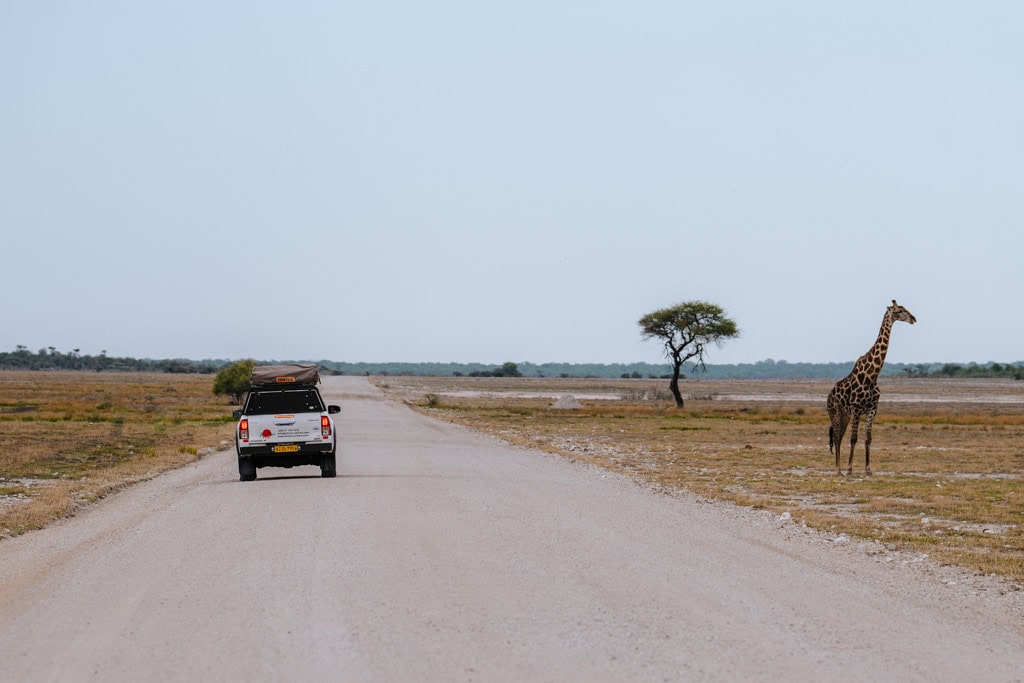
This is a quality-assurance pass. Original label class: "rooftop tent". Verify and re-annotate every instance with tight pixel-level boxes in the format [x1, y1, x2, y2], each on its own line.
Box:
[249, 363, 320, 387]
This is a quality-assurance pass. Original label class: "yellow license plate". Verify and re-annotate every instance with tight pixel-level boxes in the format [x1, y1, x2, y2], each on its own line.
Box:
[272, 444, 300, 453]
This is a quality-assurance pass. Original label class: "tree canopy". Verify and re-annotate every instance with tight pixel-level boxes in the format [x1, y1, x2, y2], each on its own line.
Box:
[639, 301, 739, 407]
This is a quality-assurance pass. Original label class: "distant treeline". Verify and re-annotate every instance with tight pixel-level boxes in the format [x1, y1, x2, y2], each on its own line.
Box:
[1, 347, 1021, 380]
[320, 359, 1024, 380]
[0, 346, 219, 374]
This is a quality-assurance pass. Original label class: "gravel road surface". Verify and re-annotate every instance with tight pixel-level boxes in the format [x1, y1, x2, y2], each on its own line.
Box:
[1, 376, 1021, 681]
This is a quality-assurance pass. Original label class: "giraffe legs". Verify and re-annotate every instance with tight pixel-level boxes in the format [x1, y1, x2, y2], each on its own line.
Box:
[847, 415, 860, 476]
[831, 413, 850, 475]
[827, 389, 842, 474]
[864, 408, 877, 476]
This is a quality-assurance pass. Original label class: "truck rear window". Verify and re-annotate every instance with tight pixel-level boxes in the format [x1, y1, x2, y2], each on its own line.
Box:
[244, 390, 325, 415]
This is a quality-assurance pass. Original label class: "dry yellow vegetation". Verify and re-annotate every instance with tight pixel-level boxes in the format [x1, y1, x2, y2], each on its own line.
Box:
[0, 371, 235, 537]
[380, 376, 1024, 582]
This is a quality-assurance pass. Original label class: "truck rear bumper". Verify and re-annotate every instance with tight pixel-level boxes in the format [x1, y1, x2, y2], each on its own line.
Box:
[238, 442, 335, 469]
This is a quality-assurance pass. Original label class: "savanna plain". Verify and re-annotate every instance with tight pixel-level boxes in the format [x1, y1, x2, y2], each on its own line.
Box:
[2, 371, 1022, 586]
[0, 371, 233, 538]
[377, 375, 1024, 583]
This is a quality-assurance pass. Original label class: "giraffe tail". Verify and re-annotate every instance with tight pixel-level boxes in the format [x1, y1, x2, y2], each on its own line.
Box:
[828, 426, 834, 454]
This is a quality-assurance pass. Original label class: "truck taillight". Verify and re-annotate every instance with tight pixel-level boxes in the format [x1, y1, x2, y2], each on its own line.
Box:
[239, 419, 249, 442]
[321, 416, 331, 438]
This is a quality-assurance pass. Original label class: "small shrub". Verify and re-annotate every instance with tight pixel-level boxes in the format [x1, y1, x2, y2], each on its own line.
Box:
[213, 360, 256, 403]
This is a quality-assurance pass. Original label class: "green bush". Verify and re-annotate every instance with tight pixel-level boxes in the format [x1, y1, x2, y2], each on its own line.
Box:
[213, 360, 256, 404]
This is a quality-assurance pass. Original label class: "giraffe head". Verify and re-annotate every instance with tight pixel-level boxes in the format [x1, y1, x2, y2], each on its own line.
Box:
[888, 300, 916, 325]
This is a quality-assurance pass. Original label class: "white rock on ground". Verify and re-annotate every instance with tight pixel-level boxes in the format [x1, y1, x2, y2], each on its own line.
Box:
[551, 394, 583, 409]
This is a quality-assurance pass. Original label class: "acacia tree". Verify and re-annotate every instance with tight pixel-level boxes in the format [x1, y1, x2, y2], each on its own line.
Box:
[638, 301, 739, 408]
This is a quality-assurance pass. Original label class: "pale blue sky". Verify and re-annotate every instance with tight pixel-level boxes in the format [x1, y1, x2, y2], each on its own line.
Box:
[2, 2, 1021, 365]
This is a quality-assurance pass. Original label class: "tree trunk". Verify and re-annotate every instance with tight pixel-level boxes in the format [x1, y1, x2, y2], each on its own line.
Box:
[669, 362, 684, 408]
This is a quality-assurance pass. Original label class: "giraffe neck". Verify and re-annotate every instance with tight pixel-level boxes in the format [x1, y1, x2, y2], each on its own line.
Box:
[854, 311, 894, 384]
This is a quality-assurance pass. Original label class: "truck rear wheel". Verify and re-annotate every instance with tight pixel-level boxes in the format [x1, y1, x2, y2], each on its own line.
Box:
[320, 452, 336, 478]
[238, 458, 257, 481]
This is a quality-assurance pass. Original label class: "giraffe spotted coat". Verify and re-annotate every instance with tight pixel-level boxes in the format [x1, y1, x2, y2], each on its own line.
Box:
[827, 300, 917, 476]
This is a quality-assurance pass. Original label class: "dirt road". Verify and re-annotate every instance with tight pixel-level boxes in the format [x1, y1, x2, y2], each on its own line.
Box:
[1, 377, 1021, 681]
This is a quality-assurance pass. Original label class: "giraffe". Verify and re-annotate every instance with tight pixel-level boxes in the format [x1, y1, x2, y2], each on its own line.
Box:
[827, 300, 917, 476]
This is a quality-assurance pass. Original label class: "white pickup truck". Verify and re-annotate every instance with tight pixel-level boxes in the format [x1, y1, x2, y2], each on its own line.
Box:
[233, 364, 340, 481]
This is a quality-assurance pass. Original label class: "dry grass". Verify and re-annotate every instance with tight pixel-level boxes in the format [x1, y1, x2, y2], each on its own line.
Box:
[378, 376, 1024, 582]
[0, 371, 235, 537]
